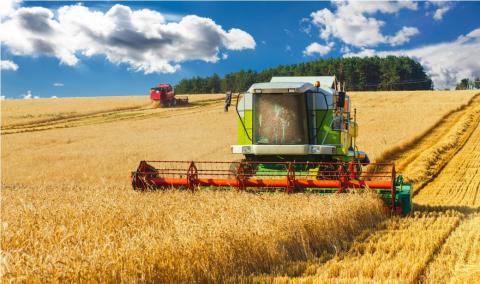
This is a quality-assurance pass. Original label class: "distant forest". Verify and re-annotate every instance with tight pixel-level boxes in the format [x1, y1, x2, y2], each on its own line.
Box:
[175, 56, 433, 93]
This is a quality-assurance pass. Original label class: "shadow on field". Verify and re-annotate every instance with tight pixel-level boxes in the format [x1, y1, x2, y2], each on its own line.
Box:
[413, 203, 480, 215]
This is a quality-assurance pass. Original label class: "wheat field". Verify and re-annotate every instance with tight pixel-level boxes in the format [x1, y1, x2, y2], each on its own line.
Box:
[1, 90, 480, 282]
[269, 91, 480, 283]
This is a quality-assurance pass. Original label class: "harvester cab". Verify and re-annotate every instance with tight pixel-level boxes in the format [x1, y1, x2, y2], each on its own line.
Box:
[232, 76, 358, 162]
[133, 76, 412, 215]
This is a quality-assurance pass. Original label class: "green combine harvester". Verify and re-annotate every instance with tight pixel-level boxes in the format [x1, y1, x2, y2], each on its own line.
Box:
[132, 76, 412, 215]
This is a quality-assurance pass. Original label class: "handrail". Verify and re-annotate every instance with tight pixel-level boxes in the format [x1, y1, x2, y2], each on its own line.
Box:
[235, 93, 253, 142]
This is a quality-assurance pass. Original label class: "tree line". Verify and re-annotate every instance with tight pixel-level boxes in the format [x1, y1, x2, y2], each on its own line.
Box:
[174, 56, 433, 93]
[455, 77, 480, 90]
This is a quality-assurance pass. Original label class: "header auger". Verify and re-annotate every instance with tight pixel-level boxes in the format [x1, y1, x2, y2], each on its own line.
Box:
[132, 76, 412, 215]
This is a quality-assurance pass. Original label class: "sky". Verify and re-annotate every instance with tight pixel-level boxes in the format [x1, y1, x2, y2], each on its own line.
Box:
[1, 0, 479, 99]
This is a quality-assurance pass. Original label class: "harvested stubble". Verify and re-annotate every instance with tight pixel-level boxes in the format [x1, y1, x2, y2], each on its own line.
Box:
[269, 91, 480, 283]
[422, 214, 480, 283]
[1, 188, 386, 283]
[289, 210, 464, 283]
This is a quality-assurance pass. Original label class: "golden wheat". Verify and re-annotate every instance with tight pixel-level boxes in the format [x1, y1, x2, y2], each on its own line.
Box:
[1, 187, 386, 282]
[0, 94, 223, 128]
[1, 90, 480, 283]
[270, 91, 480, 283]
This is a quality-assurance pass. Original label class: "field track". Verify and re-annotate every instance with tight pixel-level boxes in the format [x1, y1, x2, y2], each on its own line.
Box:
[1, 98, 223, 135]
[273, 94, 480, 283]
[377, 94, 480, 192]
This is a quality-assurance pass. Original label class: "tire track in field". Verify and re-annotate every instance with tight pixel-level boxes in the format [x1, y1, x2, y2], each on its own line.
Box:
[1, 99, 223, 135]
[414, 118, 480, 208]
[369, 94, 480, 196]
[2, 105, 147, 130]
[419, 214, 480, 283]
[412, 116, 480, 283]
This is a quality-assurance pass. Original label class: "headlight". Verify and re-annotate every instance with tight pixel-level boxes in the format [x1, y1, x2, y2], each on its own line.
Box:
[310, 146, 321, 154]
[242, 146, 252, 154]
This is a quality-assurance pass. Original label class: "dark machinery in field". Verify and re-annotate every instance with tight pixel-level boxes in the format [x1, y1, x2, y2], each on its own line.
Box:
[150, 83, 188, 107]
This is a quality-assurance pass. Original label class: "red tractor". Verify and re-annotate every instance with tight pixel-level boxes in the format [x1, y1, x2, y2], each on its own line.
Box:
[149, 83, 188, 107]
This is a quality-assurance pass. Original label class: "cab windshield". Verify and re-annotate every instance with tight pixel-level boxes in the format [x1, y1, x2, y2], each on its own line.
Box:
[253, 93, 308, 145]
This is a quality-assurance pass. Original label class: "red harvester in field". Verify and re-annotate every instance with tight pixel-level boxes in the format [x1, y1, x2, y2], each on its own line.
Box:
[150, 83, 188, 107]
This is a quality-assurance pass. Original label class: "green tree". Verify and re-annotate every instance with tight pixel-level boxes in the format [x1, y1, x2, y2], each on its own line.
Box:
[456, 78, 470, 90]
[175, 56, 433, 93]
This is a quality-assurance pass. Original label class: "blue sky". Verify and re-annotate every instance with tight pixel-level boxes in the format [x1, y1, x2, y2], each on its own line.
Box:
[1, 1, 480, 99]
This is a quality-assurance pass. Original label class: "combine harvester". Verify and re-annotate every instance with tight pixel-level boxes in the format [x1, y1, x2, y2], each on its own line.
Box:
[150, 83, 188, 107]
[133, 76, 412, 214]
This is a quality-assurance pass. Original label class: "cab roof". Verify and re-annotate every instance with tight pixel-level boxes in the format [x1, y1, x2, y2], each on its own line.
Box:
[247, 82, 316, 94]
[270, 76, 337, 89]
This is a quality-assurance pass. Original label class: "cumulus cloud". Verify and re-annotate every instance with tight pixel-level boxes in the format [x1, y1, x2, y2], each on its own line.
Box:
[0, 0, 21, 19]
[344, 28, 480, 90]
[53, 82, 64, 87]
[388, 27, 420, 46]
[0, 60, 19, 71]
[433, 6, 450, 20]
[309, 0, 419, 48]
[303, 42, 334, 56]
[22, 90, 39, 99]
[427, 1, 452, 21]
[0, 4, 255, 73]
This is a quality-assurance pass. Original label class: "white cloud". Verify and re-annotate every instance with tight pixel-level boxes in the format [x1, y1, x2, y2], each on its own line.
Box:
[427, 1, 452, 21]
[338, 0, 418, 14]
[221, 53, 228, 60]
[433, 5, 451, 21]
[0, 95, 6, 100]
[22, 90, 39, 99]
[310, 1, 419, 48]
[303, 42, 334, 56]
[0, 60, 19, 71]
[0, 4, 255, 74]
[50, 95, 58, 98]
[344, 28, 480, 90]
[53, 82, 64, 87]
[0, 0, 21, 19]
[388, 27, 419, 46]
[0, 7, 79, 65]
